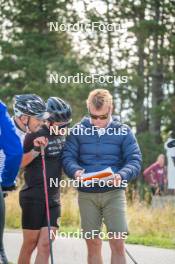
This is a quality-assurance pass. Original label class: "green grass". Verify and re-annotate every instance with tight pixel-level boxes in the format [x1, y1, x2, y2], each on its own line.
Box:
[126, 234, 175, 249]
[5, 189, 175, 249]
[58, 226, 175, 249]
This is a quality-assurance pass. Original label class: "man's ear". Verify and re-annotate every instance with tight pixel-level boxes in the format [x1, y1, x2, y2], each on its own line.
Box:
[86, 99, 89, 109]
[20, 115, 28, 125]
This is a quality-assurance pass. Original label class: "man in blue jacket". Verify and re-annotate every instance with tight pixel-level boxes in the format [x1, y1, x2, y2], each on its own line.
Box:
[62, 89, 142, 264]
[0, 101, 23, 264]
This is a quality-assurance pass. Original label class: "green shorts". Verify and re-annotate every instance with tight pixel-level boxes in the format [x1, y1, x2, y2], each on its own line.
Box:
[78, 189, 128, 239]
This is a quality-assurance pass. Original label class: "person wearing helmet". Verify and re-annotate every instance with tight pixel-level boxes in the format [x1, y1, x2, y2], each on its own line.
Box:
[1, 94, 48, 185]
[18, 97, 72, 264]
[47, 97, 72, 126]
[0, 94, 48, 264]
[13, 94, 51, 169]
[12, 94, 50, 143]
[0, 101, 23, 264]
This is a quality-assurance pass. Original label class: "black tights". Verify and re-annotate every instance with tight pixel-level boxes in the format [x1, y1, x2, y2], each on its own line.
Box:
[0, 186, 8, 264]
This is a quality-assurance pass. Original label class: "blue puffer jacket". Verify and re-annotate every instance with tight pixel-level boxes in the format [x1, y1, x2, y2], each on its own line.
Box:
[62, 116, 142, 192]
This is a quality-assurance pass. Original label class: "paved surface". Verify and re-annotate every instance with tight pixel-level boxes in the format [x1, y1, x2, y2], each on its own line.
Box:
[4, 231, 175, 264]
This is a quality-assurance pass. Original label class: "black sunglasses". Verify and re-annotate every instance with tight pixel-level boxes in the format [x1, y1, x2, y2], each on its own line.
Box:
[89, 111, 109, 120]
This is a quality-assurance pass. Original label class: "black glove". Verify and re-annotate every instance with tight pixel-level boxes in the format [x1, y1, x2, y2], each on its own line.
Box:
[33, 145, 41, 152]
[1, 184, 16, 192]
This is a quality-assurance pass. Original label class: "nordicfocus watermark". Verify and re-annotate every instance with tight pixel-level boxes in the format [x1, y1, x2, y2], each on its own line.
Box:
[50, 229, 128, 240]
[50, 126, 128, 137]
[50, 178, 128, 189]
[49, 22, 127, 33]
[49, 72, 128, 84]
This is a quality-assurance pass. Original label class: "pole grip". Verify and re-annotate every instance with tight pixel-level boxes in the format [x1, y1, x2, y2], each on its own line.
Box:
[40, 145, 45, 156]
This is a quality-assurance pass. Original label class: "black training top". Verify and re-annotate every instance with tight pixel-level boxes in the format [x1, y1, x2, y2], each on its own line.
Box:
[21, 125, 65, 204]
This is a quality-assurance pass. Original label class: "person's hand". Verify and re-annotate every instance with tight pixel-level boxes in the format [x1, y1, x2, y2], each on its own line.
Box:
[108, 173, 122, 186]
[33, 137, 48, 151]
[164, 177, 168, 184]
[33, 136, 48, 147]
[114, 174, 122, 185]
[151, 181, 158, 188]
[74, 170, 85, 181]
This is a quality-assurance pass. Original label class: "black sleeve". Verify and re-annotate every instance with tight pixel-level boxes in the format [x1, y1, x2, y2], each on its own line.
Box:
[23, 133, 36, 153]
[23, 126, 49, 153]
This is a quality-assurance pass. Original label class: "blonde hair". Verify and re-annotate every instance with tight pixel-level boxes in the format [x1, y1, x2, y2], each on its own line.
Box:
[86, 89, 113, 110]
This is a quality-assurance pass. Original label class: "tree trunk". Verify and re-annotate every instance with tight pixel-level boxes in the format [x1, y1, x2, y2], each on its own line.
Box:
[150, 0, 163, 143]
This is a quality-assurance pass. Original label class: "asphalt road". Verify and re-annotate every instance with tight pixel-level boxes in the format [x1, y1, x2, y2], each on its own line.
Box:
[4, 230, 175, 264]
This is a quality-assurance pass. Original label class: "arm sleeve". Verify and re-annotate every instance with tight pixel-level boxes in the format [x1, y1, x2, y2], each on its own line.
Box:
[0, 103, 23, 187]
[117, 126, 142, 182]
[62, 132, 83, 179]
[143, 163, 157, 177]
[23, 133, 35, 154]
